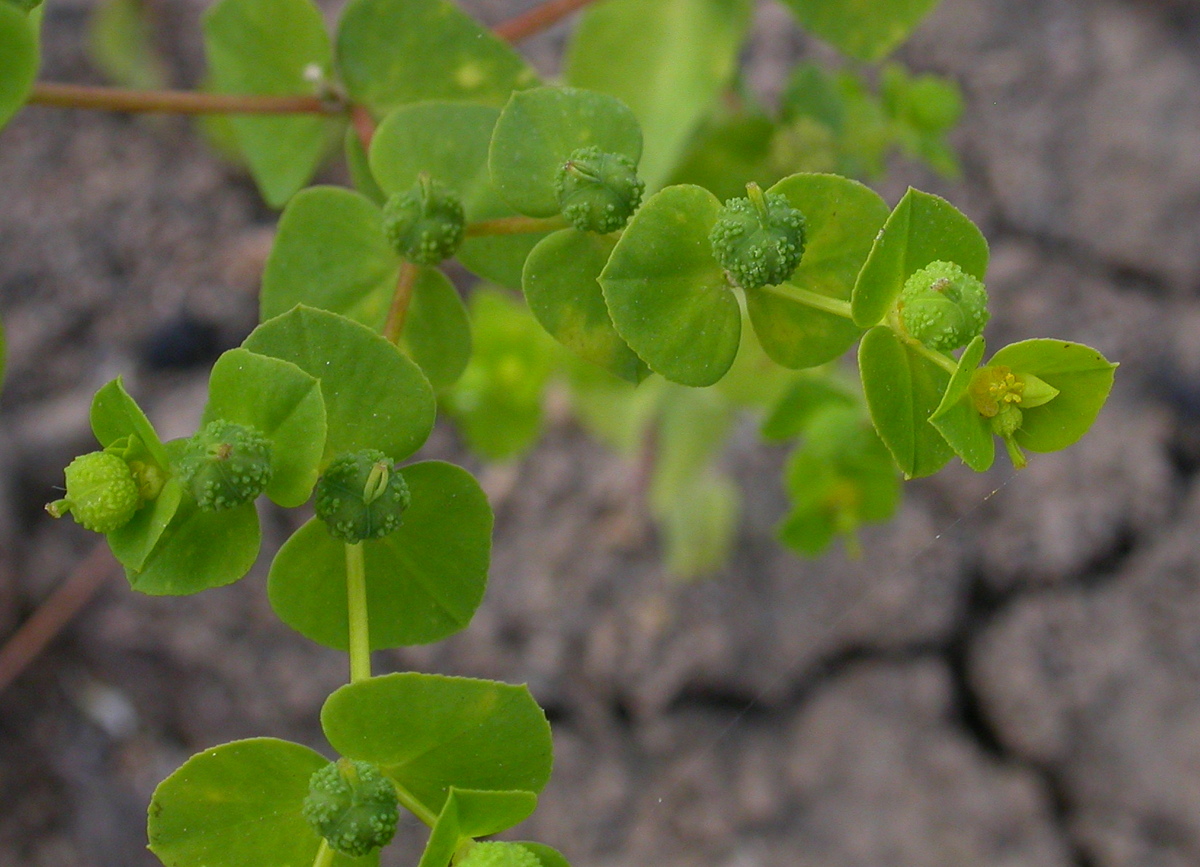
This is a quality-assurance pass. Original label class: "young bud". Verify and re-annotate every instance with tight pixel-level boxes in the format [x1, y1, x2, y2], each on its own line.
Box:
[457, 841, 542, 867]
[381, 174, 466, 265]
[177, 420, 272, 511]
[303, 759, 399, 857]
[46, 451, 141, 534]
[898, 260, 988, 352]
[314, 450, 411, 544]
[555, 145, 644, 234]
[709, 183, 807, 290]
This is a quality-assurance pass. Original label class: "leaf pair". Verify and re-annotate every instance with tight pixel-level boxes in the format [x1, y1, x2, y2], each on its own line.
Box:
[148, 673, 564, 867]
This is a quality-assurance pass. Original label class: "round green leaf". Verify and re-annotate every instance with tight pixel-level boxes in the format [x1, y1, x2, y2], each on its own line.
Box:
[600, 184, 739, 387]
[928, 335, 994, 471]
[523, 228, 648, 384]
[124, 497, 260, 595]
[858, 325, 953, 479]
[401, 268, 472, 389]
[261, 186, 399, 331]
[269, 461, 492, 649]
[988, 339, 1118, 453]
[778, 0, 940, 62]
[489, 86, 643, 217]
[321, 672, 553, 816]
[202, 0, 338, 207]
[850, 188, 989, 328]
[336, 0, 537, 115]
[0, 3, 38, 131]
[147, 738, 377, 867]
[90, 377, 170, 470]
[244, 306, 435, 463]
[106, 477, 184, 572]
[202, 348, 327, 507]
[369, 101, 543, 289]
[745, 173, 886, 369]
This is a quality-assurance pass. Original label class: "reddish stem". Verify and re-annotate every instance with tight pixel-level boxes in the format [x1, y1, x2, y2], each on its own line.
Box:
[383, 262, 420, 344]
[351, 104, 377, 152]
[493, 0, 601, 43]
[27, 82, 340, 115]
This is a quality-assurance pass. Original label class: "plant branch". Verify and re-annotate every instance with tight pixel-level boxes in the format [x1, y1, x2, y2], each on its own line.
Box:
[351, 103, 377, 152]
[311, 840, 336, 867]
[27, 82, 343, 116]
[493, 0, 600, 43]
[391, 779, 438, 828]
[345, 542, 371, 683]
[465, 214, 568, 238]
[905, 337, 960, 375]
[766, 284, 855, 320]
[0, 541, 114, 695]
[383, 262, 420, 344]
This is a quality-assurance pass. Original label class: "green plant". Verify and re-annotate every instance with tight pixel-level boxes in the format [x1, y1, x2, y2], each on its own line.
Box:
[0, 0, 1117, 864]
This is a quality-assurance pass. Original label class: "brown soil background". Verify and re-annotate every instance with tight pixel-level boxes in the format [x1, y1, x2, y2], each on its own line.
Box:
[3, 0, 1200, 865]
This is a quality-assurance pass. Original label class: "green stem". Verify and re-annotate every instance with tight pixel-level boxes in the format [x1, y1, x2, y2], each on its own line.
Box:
[904, 337, 959, 375]
[345, 541, 371, 683]
[312, 840, 336, 867]
[464, 214, 568, 238]
[27, 82, 342, 115]
[383, 261, 419, 344]
[767, 284, 854, 320]
[392, 779, 439, 828]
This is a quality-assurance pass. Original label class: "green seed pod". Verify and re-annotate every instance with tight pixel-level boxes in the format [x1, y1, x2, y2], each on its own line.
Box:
[457, 841, 542, 867]
[302, 759, 399, 857]
[555, 145, 644, 234]
[314, 450, 411, 544]
[898, 260, 989, 352]
[709, 182, 807, 290]
[381, 174, 466, 265]
[177, 420, 272, 511]
[46, 451, 141, 533]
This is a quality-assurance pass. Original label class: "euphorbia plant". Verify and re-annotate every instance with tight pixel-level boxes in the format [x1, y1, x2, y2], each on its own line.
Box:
[0, 0, 1117, 863]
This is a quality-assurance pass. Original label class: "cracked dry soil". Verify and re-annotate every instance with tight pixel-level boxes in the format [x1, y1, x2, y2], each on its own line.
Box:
[3, 0, 1200, 865]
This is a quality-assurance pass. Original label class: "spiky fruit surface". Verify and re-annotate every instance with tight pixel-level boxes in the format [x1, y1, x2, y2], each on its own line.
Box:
[177, 420, 272, 511]
[458, 841, 542, 867]
[709, 187, 807, 289]
[555, 146, 644, 234]
[314, 449, 411, 543]
[49, 451, 141, 533]
[898, 260, 989, 352]
[303, 759, 399, 857]
[381, 175, 466, 265]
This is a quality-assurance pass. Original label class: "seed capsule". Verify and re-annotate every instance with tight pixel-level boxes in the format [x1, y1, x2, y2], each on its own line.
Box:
[381, 174, 466, 265]
[46, 451, 141, 533]
[303, 759, 399, 857]
[709, 182, 807, 290]
[177, 420, 272, 511]
[555, 145, 644, 234]
[314, 450, 411, 544]
[898, 260, 989, 352]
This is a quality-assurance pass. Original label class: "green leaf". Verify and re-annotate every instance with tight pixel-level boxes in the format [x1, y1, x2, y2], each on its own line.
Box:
[322, 672, 552, 817]
[565, 0, 753, 190]
[401, 268, 472, 390]
[87, 0, 168, 89]
[261, 187, 399, 331]
[106, 477, 183, 572]
[928, 335, 993, 471]
[761, 375, 856, 441]
[269, 461, 491, 649]
[851, 188, 988, 328]
[336, 0, 537, 115]
[489, 86, 643, 217]
[90, 378, 170, 471]
[523, 229, 648, 384]
[147, 737, 377, 867]
[600, 184, 738, 387]
[778, 0, 941, 62]
[345, 125, 387, 205]
[516, 844, 572, 867]
[745, 173, 886, 369]
[857, 325, 953, 478]
[125, 497, 260, 595]
[443, 289, 557, 461]
[370, 101, 542, 289]
[0, 3, 38, 131]
[418, 789, 539, 867]
[202, 348, 327, 507]
[988, 339, 1117, 453]
[203, 0, 337, 207]
[244, 306, 435, 463]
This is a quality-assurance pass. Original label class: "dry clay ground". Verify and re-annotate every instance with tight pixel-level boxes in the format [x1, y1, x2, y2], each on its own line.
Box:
[2, 0, 1200, 864]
